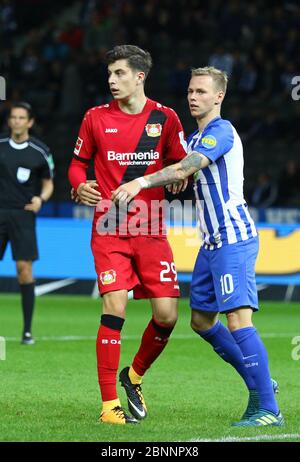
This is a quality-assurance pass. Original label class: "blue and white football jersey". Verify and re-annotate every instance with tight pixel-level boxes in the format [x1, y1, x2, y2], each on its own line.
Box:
[188, 116, 257, 249]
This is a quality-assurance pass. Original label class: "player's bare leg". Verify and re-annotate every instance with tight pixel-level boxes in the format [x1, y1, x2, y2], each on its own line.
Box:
[120, 297, 178, 420]
[97, 289, 138, 424]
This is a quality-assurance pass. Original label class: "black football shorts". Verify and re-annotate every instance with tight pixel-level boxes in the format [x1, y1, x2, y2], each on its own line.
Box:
[0, 209, 38, 261]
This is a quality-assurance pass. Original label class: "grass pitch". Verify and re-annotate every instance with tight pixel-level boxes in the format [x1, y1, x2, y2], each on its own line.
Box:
[0, 294, 299, 442]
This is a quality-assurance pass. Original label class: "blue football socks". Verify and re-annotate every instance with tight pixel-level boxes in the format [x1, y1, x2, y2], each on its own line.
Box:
[231, 326, 279, 414]
[197, 320, 256, 390]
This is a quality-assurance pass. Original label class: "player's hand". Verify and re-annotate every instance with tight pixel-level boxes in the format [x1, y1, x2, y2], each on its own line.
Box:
[76, 181, 102, 206]
[24, 196, 43, 213]
[71, 187, 80, 203]
[111, 180, 142, 204]
[165, 178, 188, 194]
[71, 180, 98, 204]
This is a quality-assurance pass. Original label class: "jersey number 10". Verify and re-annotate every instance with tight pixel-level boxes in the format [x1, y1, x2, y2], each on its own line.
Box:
[220, 274, 234, 295]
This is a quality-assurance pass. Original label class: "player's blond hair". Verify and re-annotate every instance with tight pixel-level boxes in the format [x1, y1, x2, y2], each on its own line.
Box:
[191, 67, 228, 93]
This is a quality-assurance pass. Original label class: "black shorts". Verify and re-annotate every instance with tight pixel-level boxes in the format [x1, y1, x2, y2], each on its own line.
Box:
[0, 209, 38, 261]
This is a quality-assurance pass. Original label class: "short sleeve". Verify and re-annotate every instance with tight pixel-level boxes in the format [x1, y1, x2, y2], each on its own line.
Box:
[73, 110, 96, 162]
[193, 120, 234, 163]
[164, 109, 187, 163]
[40, 149, 55, 178]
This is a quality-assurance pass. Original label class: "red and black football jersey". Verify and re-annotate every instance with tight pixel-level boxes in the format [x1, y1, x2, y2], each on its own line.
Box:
[69, 98, 187, 235]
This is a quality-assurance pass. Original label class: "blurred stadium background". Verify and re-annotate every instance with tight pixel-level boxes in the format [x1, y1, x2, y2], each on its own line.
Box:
[1, 0, 300, 443]
[1, 0, 300, 299]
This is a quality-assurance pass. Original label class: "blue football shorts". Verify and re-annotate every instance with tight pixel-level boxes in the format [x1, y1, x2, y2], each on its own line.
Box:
[190, 236, 259, 313]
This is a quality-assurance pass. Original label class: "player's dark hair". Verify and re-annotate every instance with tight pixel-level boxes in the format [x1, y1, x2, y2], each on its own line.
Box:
[9, 102, 34, 119]
[106, 45, 153, 79]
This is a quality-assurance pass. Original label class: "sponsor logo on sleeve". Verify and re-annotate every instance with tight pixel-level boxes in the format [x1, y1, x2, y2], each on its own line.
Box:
[201, 135, 217, 149]
[145, 123, 162, 137]
[74, 137, 83, 155]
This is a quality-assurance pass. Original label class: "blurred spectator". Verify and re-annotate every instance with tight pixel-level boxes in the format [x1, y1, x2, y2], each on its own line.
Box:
[42, 27, 70, 61]
[169, 60, 190, 97]
[59, 22, 83, 50]
[277, 160, 300, 206]
[60, 56, 82, 117]
[0, 0, 17, 47]
[250, 172, 278, 208]
[245, 109, 280, 142]
[81, 49, 109, 107]
[83, 10, 115, 51]
[237, 60, 257, 95]
[208, 45, 234, 77]
[1, 0, 299, 202]
[46, 60, 63, 111]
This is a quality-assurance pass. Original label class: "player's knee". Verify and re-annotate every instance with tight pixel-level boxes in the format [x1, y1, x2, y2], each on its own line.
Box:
[154, 312, 177, 328]
[190, 319, 199, 331]
[226, 308, 253, 331]
[102, 291, 127, 318]
[16, 261, 33, 284]
[102, 304, 126, 318]
[190, 311, 216, 332]
[226, 311, 240, 331]
[190, 318, 209, 332]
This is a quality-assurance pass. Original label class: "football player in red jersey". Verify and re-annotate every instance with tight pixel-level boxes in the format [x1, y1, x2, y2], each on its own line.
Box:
[68, 45, 187, 425]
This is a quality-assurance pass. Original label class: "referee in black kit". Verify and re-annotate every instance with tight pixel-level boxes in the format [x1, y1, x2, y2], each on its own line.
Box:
[0, 102, 54, 344]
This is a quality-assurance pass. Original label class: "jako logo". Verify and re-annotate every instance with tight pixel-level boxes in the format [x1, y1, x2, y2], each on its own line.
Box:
[101, 339, 121, 344]
[105, 128, 118, 133]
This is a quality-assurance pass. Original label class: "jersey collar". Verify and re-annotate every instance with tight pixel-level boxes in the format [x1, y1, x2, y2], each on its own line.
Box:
[202, 116, 221, 133]
[112, 98, 152, 116]
[9, 138, 29, 150]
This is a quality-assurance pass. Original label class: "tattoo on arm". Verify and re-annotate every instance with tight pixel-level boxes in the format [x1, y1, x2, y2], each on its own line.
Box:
[180, 152, 203, 173]
[144, 151, 203, 188]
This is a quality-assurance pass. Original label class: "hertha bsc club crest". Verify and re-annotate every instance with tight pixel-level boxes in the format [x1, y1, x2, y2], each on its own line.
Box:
[145, 123, 162, 137]
[100, 270, 116, 285]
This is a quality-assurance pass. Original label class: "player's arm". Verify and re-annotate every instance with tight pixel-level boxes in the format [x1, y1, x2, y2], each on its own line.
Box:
[73, 178, 101, 206]
[163, 110, 189, 195]
[68, 111, 101, 206]
[112, 151, 210, 203]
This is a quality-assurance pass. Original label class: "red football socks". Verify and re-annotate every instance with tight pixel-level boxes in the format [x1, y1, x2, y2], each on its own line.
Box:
[132, 318, 174, 377]
[96, 322, 122, 402]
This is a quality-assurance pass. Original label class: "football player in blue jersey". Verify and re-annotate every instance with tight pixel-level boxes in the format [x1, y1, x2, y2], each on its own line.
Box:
[112, 66, 283, 427]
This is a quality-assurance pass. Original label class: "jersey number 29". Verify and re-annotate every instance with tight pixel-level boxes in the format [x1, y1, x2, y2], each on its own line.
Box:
[160, 261, 177, 282]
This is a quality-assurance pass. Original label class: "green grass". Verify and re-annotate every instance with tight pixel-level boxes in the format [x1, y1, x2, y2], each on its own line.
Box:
[0, 294, 299, 442]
